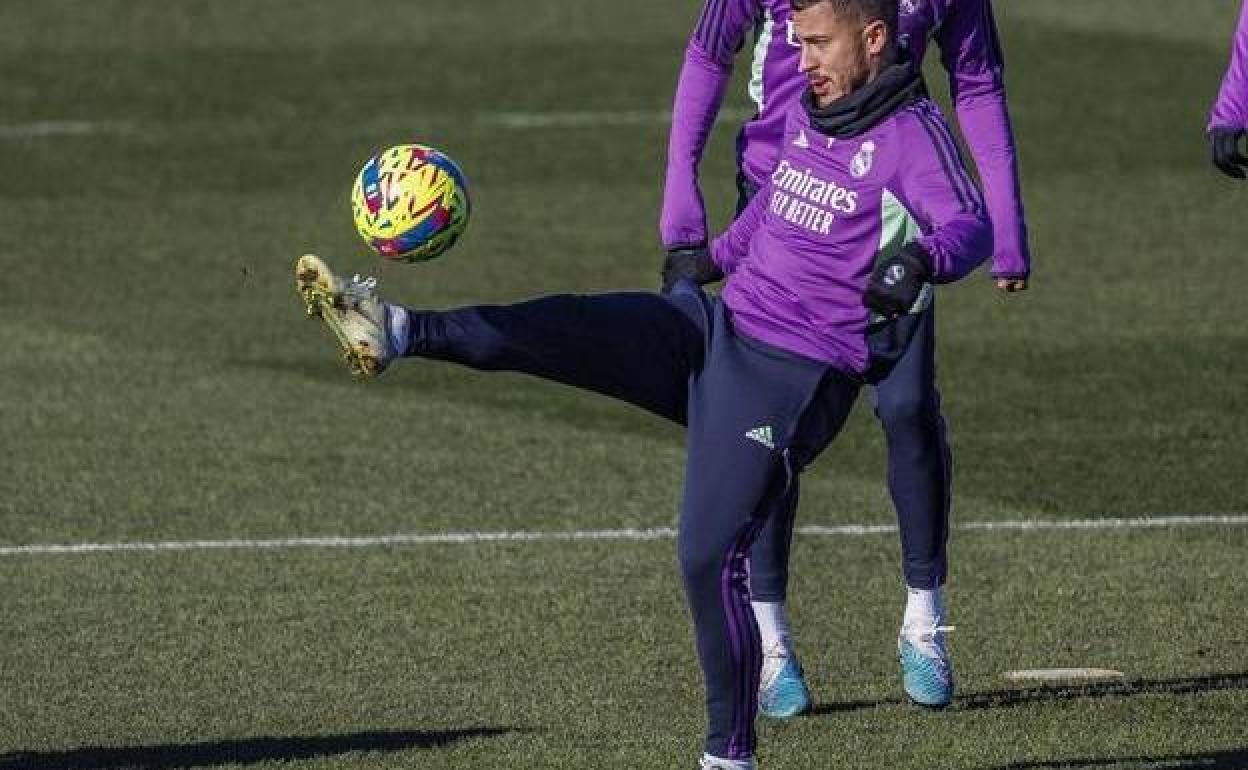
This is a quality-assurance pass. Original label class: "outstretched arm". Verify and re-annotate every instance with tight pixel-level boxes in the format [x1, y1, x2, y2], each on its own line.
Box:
[936, 0, 1031, 287]
[661, 0, 759, 251]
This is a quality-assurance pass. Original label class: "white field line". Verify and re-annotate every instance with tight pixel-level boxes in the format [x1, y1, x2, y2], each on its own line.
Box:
[0, 109, 756, 140]
[478, 109, 753, 129]
[480, 110, 675, 129]
[2, 514, 1246, 557]
[0, 120, 131, 138]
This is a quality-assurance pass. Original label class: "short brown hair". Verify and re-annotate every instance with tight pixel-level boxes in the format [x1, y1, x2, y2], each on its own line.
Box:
[790, 0, 899, 39]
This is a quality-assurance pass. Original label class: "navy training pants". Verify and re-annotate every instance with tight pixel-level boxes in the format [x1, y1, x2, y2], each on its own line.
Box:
[403, 284, 859, 759]
[731, 172, 953, 598]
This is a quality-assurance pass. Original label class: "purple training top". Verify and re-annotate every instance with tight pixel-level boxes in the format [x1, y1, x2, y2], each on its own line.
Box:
[1210, 0, 1248, 131]
[710, 93, 992, 374]
[663, 0, 1030, 278]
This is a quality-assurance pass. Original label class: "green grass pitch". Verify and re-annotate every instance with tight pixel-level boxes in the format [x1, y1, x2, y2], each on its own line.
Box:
[2, 1, 1247, 768]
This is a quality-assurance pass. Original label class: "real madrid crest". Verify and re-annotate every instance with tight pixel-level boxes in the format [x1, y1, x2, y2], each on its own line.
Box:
[850, 140, 876, 179]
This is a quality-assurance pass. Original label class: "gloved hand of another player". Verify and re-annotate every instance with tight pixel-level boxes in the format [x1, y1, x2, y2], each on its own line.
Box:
[661, 245, 723, 293]
[863, 243, 932, 319]
[1210, 127, 1248, 179]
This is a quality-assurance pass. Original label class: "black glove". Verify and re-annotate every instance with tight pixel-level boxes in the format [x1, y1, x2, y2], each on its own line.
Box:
[660, 245, 723, 293]
[1210, 127, 1248, 179]
[863, 243, 932, 319]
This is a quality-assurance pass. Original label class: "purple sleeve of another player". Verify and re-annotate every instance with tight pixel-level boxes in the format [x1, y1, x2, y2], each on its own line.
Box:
[709, 184, 767, 274]
[936, 0, 1031, 279]
[897, 104, 993, 283]
[661, 0, 758, 250]
[1210, 0, 1248, 131]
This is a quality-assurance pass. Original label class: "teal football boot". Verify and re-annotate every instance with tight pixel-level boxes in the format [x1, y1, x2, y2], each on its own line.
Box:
[758, 644, 812, 719]
[295, 254, 400, 378]
[898, 624, 955, 708]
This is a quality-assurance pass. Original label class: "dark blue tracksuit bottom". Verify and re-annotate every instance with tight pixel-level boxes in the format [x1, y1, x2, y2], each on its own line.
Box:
[748, 303, 952, 598]
[730, 173, 953, 599]
[402, 284, 859, 759]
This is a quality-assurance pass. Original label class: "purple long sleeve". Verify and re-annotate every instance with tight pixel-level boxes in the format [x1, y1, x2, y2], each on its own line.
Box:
[661, 0, 759, 250]
[662, 45, 734, 250]
[1210, 0, 1248, 130]
[933, 0, 1030, 279]
[899, 101, 995, 282]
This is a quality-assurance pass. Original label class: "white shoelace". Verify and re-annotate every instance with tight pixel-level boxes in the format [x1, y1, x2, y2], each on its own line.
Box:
[904, 624, 956, 642]
[760, 642, 796, 690]
[902, 624, 956, 662]
[346, 273, 378, 300]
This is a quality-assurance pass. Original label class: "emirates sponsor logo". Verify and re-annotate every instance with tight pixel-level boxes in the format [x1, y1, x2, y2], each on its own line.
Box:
[770, 160, 859, 214]
[767, 159, 859, 236]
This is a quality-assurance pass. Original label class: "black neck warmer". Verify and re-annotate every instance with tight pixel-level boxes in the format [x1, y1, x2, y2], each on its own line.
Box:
[802, 50, 927, 139]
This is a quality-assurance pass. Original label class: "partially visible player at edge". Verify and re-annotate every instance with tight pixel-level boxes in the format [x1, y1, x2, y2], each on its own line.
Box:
[1210, 0, 1248, 178]
[660, 0, 1031, 716]
[295, 0, 991, 764]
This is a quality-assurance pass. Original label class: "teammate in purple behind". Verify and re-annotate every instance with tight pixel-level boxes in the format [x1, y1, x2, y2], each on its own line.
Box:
[1210, 0, 1248, 178]
[296, 0, 988, 765]
[661, 0, 1031, 715]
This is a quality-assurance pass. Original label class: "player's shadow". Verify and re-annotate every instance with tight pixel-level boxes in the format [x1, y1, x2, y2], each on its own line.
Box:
[988, 747, 1248, 769]
[0, 726, 518, 770]
[811, 670, 1248, 715]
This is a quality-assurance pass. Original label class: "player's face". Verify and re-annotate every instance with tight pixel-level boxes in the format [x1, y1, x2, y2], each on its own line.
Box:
[793, 3, 890, 108]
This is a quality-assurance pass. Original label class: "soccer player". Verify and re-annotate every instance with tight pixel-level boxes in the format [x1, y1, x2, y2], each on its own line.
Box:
[297, 0, 989, 765]
[1210, 0, 1248, 178]
[661, 0, 1030, 715]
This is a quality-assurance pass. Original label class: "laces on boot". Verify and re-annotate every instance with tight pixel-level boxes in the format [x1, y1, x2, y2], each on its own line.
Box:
[904, 624, 956, 644]
[345, 274, 379, 301]
[763, 641, 793, 660]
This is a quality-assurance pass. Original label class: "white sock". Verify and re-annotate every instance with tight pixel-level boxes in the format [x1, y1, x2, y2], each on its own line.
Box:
[384, 303, 410, 356]
[903, 585, 944, 630]
[751, 600, 792, 655]
[701, 753, 756, 770]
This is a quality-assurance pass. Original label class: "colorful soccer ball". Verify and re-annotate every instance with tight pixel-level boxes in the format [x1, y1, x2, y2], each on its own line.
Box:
[350, 144, 470, 262]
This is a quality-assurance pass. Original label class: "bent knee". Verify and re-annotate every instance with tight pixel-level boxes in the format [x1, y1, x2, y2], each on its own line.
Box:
[875, 393, 942, 433]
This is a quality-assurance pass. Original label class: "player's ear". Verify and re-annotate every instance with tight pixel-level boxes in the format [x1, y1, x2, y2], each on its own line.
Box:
[863, 18, 888, 56]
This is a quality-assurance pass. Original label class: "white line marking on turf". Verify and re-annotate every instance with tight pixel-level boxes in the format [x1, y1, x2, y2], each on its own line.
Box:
[0, 529, 679, 556]
[478, 108, 753, 129]
[957, 514, 1248, 531]
[481, 111, 675, 129]
[1003, 668, 1125, 682]
[1, 110, 755, 140]
[0, 121, 130, 138]
[2, 514, 1246, 557]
